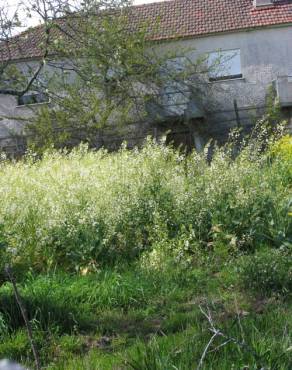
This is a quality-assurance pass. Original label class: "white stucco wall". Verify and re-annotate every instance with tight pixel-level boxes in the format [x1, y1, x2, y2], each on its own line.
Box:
[157, 25, 292, 137]
[0, 24, 292, 152]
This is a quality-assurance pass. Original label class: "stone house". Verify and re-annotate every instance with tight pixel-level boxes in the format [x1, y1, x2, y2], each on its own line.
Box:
[1, 0, 292, 155]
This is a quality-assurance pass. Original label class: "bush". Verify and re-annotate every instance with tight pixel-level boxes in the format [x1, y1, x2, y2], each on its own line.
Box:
[272, 135, 292, 160]
[238, 248, 292, 296]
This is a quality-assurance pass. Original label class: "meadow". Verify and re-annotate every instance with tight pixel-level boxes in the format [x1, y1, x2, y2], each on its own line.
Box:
[0, 131, 291, 369]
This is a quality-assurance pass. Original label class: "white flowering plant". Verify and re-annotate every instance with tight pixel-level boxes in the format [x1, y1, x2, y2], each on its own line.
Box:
[0, 124, 290, 273]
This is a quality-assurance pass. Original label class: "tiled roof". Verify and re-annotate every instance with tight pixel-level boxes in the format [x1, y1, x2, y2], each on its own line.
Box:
[131, 0, 292, 40]
[2, 0, 292, 61]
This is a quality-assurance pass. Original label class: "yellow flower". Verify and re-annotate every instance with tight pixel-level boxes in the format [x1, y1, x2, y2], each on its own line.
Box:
[80, 267, 89, 276]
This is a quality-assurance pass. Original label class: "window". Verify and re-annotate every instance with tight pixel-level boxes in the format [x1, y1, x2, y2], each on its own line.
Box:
[208, 49, 242, 82]
[17, 92, 49, 106]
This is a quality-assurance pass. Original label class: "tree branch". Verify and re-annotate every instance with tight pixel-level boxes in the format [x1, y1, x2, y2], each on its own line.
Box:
[5, 265, 41, 370]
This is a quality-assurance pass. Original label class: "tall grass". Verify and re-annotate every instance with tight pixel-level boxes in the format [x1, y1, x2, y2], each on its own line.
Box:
[0, 132, 291, 369]
[0, 134, 291, 273]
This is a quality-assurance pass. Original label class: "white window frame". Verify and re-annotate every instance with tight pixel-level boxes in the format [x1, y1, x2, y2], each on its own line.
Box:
[208, 49, 242, 82]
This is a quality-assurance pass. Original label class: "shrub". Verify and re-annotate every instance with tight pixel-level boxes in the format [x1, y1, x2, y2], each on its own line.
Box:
[272, 135, 292, 160]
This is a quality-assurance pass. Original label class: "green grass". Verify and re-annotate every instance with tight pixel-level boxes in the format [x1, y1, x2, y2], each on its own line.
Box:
[0, 267, 206, 332]
[0, 257, 291, 369]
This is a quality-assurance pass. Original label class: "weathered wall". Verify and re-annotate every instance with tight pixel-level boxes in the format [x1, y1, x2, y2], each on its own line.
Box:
[0, 94, 34, 155]
[158, 25, 292, 142]
[1, 25, 292, 154]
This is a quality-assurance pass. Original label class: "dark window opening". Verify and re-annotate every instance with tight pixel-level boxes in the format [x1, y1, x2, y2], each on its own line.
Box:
[18, 92, 49, 106]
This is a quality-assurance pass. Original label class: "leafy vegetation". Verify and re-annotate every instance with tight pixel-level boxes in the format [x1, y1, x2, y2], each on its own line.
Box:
[0, 129, 291, 369]
[0, 130, 291, 273]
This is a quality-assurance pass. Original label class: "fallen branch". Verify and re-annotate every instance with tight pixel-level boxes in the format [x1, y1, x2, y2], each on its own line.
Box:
[197, 304, 264, 370]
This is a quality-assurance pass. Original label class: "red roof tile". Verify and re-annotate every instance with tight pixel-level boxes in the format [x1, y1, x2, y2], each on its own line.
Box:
[2, 0, 292, 61]
[130, 0, 292, 41]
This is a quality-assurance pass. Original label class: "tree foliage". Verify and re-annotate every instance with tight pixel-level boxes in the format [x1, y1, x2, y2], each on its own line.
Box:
[0, 0, 219, 152]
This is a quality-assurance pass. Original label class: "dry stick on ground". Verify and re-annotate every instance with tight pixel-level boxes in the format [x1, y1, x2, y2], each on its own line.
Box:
[196, 305, 221, 370]
[5, 265, 41, 370]
[197, 304, 264, 370]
